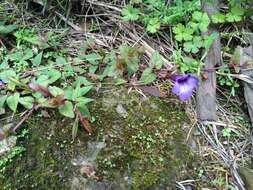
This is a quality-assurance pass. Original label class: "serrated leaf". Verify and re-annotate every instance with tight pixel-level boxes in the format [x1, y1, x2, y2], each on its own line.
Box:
[211, 13, 226, 23]
[32, 52, 43, 66]
[139, 68, 156, 84]
[146, 18, 160, 33]
[173, 24, 193, 42]
[150, 51, 164, 69]
[58, 101, 75, 118]
[122, 6, 140, 21]
[19, 96, 34, 109]
[7, 93, 20, 112]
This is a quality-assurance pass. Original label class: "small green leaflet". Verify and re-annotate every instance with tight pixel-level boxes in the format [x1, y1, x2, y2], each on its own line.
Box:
[192, 11, 210, 32]
[226, 7, 244, 22]
[19, 96, 34, 109]
[48, 86, 64, 97]
[58, 101, 75, 118]
[121, 6, 140, 21]
[83, 53, 101, 65]
[0, 69, 16, 82]
[146, 18, 161, 34]
[139, 68, 156, 85]
[32, 52, 43, 66]
[183, 36, 203, 53]
[0, 24, 17, 35]
[7, 93, 20, 112]
[150, 51, 164, 69]
[0, 95, 7, 108]
[173, 24, 193, 42]
[211, 13, 226, 23]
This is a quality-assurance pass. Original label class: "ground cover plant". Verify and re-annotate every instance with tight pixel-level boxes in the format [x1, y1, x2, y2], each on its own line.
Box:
[0, 0, 253, 189]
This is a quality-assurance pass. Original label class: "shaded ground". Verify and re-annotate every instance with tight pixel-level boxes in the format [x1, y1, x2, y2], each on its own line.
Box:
[0, 88, 199, 190]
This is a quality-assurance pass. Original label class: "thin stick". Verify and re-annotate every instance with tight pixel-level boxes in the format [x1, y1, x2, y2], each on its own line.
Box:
[12, 106, 35, 132]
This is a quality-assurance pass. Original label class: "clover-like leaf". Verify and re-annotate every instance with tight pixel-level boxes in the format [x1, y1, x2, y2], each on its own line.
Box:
[146, 18, 161, 33]
[183, 36, 203, 53]
[192, 11, 210, 32]
[122, 6, 140, 21]
[211, 13, 226, 23]
[226, 7, 244, 23]
[173, 24, 193, 42]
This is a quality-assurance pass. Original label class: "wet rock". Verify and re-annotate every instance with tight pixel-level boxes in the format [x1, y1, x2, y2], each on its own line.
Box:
[116, 104, 128, 118]
[0, 88, 199, 190]
[0, 136, 17, 156]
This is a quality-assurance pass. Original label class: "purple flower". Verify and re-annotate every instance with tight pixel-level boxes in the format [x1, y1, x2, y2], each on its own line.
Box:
[171, 74, 198, 101]
[0, 80, 5, 89]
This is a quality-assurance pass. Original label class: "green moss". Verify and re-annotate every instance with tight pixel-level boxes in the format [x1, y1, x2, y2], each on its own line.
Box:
[0, 114, 90, 190]
[92, 88, 197, 189]
[0, 87, 199, 190]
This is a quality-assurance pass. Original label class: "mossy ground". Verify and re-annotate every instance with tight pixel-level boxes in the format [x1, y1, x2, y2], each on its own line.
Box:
[0, 88, 199, 190]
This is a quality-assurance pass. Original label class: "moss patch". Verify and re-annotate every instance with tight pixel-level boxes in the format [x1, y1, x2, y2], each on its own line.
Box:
[0, 88, 199, 190]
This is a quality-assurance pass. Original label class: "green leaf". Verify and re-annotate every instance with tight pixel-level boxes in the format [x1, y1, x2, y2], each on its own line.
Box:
[192, 11, 210, 32]
[48, 86, 64, 97]
[0, 24, 17, 35]
[173, 24, 193, 42]
[88, 65, 98, 74]
[47, 69, 61, 84]
[64, 87, 74, 100]
[77, 105, 90, 118]
[121, 6, 140, 21]
[139, 68, 156, 84]
[78, 86, 93, 96]
[183, 36, 203, 53]
[0, 95, 7, 108]
[55, 56, 67, 64]
[226, 7, 244, 22]
[0, 69, 16, 82]
[32, 52, 43, 66]
[146, 18, 160, 33]
[211, 13, 226, 23]
[73, 82, 92, 100]
[58, 101, 75, 118]
[150, 51, 164, 69]
[22, 48, 33, 60]
[19, 96, 34, 109]
[203, 32, 218, 50]
[83, 53, 101, 65]
[119, 45, 139, 75]
[7, 93, 20, 112]
[76, 97, 94, 105]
